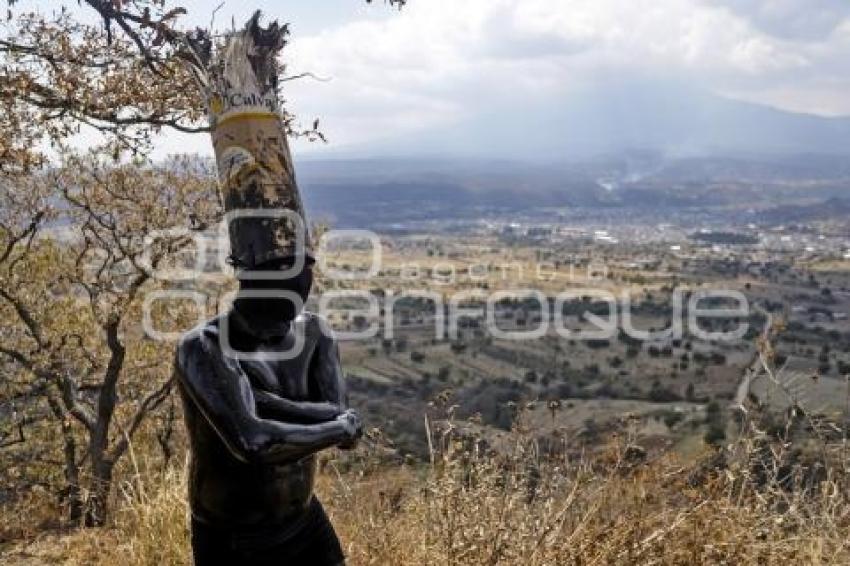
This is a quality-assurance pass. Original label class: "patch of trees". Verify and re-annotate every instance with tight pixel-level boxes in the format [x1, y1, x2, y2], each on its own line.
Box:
[689, 232, 759, 245]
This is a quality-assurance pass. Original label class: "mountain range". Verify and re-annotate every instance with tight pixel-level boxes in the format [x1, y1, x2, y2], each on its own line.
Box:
[309, 80, 850, 161]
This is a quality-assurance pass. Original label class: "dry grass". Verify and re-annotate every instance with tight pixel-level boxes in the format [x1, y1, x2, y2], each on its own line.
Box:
[7, 412, 850, 566]
[5, 328, 850, 565]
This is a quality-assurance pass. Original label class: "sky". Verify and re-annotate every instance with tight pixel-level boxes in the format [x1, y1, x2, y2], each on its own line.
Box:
[27, 0, 850, 159]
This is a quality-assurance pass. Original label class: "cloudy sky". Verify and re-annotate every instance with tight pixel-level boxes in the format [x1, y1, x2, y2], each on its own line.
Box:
[42, 0, 850, 158]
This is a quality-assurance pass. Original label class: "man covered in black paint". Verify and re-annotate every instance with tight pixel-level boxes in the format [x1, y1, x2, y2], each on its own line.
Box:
[176, 13, 362, 564]
[175, 255, 361, 565]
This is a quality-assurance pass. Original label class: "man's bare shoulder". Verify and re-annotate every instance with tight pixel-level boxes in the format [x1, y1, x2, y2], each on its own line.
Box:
[175, 317, 222, 371]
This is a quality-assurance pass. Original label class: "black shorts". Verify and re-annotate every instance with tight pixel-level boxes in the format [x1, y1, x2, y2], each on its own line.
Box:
[191, 497, 345, 566]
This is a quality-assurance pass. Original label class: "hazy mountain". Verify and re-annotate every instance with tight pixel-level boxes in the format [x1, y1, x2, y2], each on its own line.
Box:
[325, 80, 850, 161]
[174, 79, 850, 228]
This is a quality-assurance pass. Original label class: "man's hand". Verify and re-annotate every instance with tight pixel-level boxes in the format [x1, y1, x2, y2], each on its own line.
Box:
[336, 409, 363, 450]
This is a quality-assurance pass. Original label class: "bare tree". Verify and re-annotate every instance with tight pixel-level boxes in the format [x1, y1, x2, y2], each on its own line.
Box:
[0, 152, 219, 524]
[1, 0, 405, 167]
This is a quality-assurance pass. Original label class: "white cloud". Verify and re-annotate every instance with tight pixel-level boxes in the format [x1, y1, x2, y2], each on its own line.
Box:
[710, 0, 850, 41]
[122, 0, 845, 159]
[274, 0, 848, 154]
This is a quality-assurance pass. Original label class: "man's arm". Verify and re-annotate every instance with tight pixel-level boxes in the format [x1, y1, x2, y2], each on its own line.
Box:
[175, 331, 358, 465]
[309, 317, 361, 449]
[310, 316, 348, 407]
[253, 389, 342, 424]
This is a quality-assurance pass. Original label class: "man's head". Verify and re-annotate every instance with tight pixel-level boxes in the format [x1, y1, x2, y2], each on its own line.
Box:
[232, 255, 314, 336]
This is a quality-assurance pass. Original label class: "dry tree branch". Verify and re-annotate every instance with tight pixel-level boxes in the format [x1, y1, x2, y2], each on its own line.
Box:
[0, 210, 43, 265]
[109, 375, 175, 462]
[0, 287, 45, 347]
